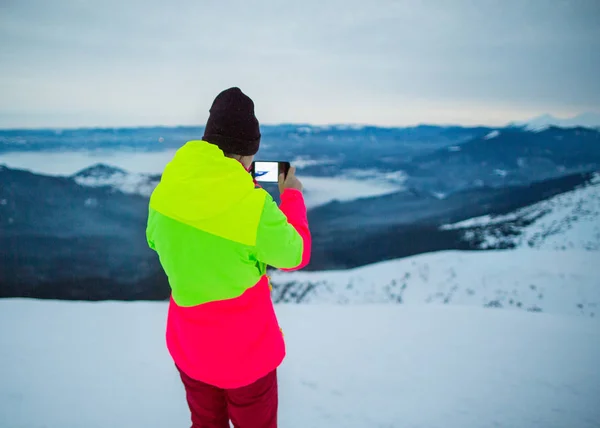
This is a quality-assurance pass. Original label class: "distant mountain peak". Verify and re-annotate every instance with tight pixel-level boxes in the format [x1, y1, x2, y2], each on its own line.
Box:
[513, 112, 600, 131]
[73, 163, 128, 179]
[72, 163, 158, 197]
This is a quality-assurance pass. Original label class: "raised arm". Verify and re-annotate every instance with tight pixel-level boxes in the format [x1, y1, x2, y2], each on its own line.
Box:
[254, 189, 311, 270]
[254, 166, 311, 270]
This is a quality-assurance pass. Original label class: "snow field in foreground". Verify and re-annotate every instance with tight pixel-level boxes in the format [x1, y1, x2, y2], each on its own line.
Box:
[1, 300, 599, 428]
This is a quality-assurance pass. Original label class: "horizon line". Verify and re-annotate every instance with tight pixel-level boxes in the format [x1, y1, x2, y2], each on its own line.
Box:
[1, 111, 599, 132]
[0, 121, 522, 132]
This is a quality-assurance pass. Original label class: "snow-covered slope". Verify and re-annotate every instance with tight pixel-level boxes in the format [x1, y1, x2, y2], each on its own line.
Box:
[271, 249, 599, 316]
[442, 173, 600, 251]
[1, 300, 599, 428]
[72, 164, 159, 197]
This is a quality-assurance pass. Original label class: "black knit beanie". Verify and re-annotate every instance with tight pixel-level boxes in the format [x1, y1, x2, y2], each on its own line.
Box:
[202, 87, 261, 156]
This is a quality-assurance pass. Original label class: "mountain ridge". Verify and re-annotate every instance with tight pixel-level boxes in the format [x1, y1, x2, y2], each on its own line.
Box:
[442, 173, 600, 251]
[512, 112, 600, 130]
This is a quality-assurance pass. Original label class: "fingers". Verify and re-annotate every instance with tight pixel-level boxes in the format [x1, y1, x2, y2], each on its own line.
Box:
[287, 166, 296, 179]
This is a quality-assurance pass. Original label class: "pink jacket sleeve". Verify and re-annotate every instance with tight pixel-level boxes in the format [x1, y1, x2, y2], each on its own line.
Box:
[278, 188, 311, 271]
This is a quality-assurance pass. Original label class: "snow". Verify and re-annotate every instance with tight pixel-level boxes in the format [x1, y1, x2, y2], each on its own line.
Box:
[494, 168, 508, 177]
[272, 249, 600, 316]
[447, 145, 461, 152]
[1, 299, 598, 428]
[484, 130, 500, 139]
[442, 173, 600, 251]
[517, 112, 600, 130]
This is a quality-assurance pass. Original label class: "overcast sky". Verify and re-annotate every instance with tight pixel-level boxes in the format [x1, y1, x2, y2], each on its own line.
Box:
[0, 0, 598, 128]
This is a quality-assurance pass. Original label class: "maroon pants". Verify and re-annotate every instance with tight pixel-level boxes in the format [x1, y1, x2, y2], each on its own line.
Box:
[177, 366, 278, 428]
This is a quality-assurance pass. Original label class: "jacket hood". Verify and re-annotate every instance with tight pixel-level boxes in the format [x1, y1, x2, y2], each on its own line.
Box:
[150, 140, 255, 222]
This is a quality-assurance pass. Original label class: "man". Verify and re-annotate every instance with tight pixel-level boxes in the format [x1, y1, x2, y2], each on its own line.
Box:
[146, 87, 311, 428]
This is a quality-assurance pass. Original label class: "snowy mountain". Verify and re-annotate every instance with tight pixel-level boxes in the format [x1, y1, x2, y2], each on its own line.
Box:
[272, 174, 600, 311]
[72, 163, 159, 197]
[514, 112, 600, 131]
[1, 300, 599, 428]
[271, 249, 599, 317]
[442, 172, 600, 251]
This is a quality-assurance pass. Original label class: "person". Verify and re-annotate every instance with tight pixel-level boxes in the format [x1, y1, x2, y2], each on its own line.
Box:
[146, 87, 311, 428]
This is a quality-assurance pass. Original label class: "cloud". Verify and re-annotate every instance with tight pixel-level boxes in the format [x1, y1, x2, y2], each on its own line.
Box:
[0, 0, 599, 128]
